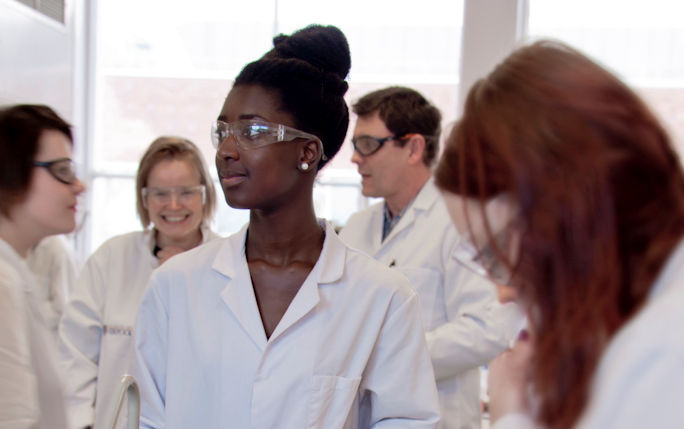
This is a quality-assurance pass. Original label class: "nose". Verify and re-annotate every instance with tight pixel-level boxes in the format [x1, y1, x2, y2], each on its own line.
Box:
[496, 283, 518, 304]
[72, 178, 86, 195]
[167, 193, 182, 209]
[350, 147, 363, 165]
[216, 134, 239, 160]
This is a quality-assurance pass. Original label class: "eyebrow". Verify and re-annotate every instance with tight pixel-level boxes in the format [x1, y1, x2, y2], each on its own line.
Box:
[217, 114, 269, 122]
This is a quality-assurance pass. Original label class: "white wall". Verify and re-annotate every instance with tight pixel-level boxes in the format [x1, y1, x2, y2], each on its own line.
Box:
[0, 0, 75, 120]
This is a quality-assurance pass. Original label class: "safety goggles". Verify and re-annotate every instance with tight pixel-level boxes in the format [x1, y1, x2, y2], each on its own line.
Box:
[211, 119, 327, 160]
[351, 134, 408, 156]
[453, 233, 514, 286]
[33, 158, 78, 185]
[141, 185, 206, 208]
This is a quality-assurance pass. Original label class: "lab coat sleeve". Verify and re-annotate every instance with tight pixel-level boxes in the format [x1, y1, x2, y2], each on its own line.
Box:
[59, 250, 108, 429]
[425, 235, 523, 381]
[361, 290, 441, 428]
[131, 278, 168, 429]
[0, 276, 41, 427]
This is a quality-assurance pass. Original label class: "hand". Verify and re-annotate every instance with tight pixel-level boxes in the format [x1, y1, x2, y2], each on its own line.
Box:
[488, 330, 533, 423]
[156, 245, 185, 265]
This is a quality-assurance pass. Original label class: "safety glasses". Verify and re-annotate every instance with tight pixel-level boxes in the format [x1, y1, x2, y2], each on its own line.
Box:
[33, 158, 78, 185]
[351, 134, 408, 156]
[141, 185, 206, 208]
[211, 119, 327, 160]
[453, 233, 514, 286]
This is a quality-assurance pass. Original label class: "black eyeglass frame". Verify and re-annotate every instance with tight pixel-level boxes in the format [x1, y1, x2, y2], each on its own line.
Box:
[32, 158, 77, 185]
[351, 134, 409, 156]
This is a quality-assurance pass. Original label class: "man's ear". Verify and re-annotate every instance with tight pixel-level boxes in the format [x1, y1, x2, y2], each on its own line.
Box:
[406, 134, 426, 165]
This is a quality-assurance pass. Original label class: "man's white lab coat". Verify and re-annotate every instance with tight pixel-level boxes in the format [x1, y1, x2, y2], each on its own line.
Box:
[132, 221, 441, 428]
[59, 227, 218, 429]
[340, 179, 521, 429]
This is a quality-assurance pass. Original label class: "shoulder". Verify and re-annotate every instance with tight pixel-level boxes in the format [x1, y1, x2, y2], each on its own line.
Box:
[342, 243, 416, 300]
[343, 202, 382, 227]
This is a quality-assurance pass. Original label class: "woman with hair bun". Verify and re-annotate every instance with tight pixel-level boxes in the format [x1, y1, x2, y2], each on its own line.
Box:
[132, 24, 440, 428]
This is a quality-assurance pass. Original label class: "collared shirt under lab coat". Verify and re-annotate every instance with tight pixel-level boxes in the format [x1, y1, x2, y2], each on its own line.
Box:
[492, 238, 684, 429]
[59, 227, 218, 429]
[0, 238, 68, 429]
[132, 221, 441, 429]
[340, 179, 523, 429]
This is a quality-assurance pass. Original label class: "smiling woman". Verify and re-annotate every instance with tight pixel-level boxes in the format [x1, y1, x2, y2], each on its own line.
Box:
[59, 136, 220, 429]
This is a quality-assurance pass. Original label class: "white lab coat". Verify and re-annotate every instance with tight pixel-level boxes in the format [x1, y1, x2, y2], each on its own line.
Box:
[26, 235, 78, 349]
[492, 239, 684, 429]
[59, 227, 219, 429]
[0, 238, 68, 429]
[340, 179, 522, 429]
[132, 221, 441, 429]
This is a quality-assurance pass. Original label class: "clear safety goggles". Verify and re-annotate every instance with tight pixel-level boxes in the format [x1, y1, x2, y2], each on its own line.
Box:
[453, 233, 514, 286]
[141, 185, 206, 208]
[211, 119, 327, 160]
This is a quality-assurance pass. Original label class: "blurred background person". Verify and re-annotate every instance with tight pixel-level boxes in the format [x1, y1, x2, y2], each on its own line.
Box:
[340, 86, 520, 429]
[0, 104, 86, 429]
[26, 234, 79, 349]
[133, 24, 440, 428]
[60, 136, 218, 429]
[435, 41, 684, 429]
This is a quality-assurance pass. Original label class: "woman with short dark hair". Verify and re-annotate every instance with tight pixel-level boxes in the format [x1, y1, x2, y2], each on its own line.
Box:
[0, 104, 86, 429]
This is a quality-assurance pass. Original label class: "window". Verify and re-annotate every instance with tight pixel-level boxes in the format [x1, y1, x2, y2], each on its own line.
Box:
[528, 0, 684, 157]
[86, 0, 463, 253]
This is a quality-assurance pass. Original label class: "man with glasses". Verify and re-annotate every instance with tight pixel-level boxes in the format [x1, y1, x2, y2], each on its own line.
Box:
[340, 86, 521, 429]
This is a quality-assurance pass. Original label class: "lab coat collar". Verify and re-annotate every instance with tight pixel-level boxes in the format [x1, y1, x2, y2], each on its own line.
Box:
[211, 220, 345, 349]
[143, 224, 218, 257]
[380, 178, 440, 249]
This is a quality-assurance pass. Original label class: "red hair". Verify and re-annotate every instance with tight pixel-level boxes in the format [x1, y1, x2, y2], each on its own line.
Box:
[436, 41, 684, 428]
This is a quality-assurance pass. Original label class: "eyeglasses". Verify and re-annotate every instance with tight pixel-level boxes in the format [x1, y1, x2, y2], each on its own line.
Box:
[211, 119, 327, 160]
[33, 158, 78, 185]
[142, 185, 206, 208]
[453, 234, 513, 286]
[351, 135, 408, 156]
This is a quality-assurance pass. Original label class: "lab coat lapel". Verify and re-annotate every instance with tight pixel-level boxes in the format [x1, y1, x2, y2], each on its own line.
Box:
[268, 221, 345, 343]
[213, 227, 268, 351]
[375, 179, 439, 256]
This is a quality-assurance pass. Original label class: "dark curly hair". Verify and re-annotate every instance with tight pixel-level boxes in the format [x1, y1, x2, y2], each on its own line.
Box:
[233, 24, 351, 168]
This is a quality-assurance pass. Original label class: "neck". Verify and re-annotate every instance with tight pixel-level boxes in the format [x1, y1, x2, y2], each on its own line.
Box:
[246, 202, 324, 267]
[385, 169, 431, 217]
[155, 227, 203, 251]
[0, 217, 41, 258]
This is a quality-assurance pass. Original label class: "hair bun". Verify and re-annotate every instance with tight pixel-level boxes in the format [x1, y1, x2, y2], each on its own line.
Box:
[271, 24, 351, 81]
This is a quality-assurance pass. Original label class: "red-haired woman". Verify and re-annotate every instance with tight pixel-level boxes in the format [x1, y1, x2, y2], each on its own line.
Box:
[435, 41, 684, 428]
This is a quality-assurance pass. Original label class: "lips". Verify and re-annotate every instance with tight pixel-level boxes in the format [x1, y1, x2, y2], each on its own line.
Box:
[218, 166, 248, 187]
[161, 213, 190, 223]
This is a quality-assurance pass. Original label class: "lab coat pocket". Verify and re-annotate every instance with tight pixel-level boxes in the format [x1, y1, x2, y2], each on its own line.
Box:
[394, 267, 443, 330]
[307, 375, 361, 429]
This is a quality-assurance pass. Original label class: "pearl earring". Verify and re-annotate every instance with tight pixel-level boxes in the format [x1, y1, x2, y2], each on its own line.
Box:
[300, 162, 309, 171]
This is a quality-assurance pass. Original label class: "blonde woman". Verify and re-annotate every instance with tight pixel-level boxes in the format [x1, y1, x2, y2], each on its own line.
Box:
[60, 137, 219, 429]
